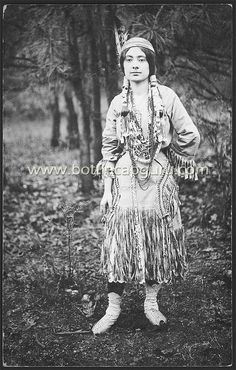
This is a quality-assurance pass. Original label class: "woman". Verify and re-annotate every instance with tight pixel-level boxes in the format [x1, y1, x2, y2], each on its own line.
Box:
[92, 37, 200, 334]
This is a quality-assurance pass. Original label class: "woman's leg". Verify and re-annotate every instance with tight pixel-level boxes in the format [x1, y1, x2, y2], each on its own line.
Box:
[108, 282, 125, 296]
[92, 282, 125, 334]
[144, 280, 167, 326]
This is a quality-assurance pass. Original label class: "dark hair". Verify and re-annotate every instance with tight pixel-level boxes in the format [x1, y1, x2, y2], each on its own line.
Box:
[120, 47, 156, 76]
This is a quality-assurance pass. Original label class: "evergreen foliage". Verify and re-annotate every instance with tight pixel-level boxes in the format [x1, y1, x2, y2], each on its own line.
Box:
[3, 4, 232, 193]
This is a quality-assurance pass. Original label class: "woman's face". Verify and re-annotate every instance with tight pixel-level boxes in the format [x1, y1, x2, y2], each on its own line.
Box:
[123, 47, 150, 82]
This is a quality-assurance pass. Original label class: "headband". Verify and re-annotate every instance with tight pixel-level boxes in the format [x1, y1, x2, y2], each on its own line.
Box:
[120, 37, 155, 53]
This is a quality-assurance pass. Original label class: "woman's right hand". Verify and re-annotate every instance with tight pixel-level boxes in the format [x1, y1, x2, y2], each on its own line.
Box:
[100, 191, 113, 214]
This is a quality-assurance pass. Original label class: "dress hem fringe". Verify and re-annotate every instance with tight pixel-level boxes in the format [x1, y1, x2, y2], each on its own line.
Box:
[101, 207, 187, 284]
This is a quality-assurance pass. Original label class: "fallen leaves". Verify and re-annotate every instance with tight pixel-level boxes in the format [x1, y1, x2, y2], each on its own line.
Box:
[154, 347, 176, 358]
[3, 120, 232, 367]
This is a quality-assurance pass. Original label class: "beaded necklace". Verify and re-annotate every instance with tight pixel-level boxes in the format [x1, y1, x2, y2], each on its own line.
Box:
[127, 85, 161, 190]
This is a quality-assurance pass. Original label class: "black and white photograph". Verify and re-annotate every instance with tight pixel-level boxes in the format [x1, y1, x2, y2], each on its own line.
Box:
[2, 2, 233, 367]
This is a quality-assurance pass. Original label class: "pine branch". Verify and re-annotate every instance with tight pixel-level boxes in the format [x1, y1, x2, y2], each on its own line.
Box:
[3, 19, 27, 31]
[55, 329, 91, 335]
[198, 53, 231, 65]
[154, 5, 165, 26]
[174, 63, 219, 94]
[12, 56, 37, 64]
[186, 75, 228, 102]
[4, 63, 38, 70]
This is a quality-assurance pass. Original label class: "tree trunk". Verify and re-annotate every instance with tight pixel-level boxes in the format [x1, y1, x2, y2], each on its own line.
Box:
[50, 91, 60, 147]
[65, 8, 93, 193]
[103, 5, 120, 104]
[64, 86, 79, 149]
[85, 6, 102, 165]
[73, 85, 93, 193]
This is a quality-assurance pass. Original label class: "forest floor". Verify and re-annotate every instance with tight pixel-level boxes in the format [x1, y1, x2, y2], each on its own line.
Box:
[3, 118, 232, 367]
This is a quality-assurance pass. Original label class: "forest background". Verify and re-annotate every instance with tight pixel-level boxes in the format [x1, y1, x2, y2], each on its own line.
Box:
[3, 3, 233, 367]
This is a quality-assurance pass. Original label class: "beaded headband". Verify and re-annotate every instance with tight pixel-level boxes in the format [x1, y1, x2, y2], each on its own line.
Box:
[120, 37, 155, 54]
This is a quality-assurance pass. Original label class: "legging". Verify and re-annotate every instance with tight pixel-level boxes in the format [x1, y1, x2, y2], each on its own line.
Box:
[108, 280, 157, 296]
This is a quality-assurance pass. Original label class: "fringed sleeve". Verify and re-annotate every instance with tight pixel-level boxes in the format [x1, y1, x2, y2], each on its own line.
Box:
[166, 91, 200, 180]
[96, 96, 123, 178]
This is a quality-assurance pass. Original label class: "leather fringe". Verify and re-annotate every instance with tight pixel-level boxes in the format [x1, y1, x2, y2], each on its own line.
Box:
[101, 207, 187, 284]
[167, 146, 198, 180]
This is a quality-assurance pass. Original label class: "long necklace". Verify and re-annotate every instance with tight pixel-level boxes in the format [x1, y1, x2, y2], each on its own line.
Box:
[127, 88, 160, 190]
[127, 82, 163, 279]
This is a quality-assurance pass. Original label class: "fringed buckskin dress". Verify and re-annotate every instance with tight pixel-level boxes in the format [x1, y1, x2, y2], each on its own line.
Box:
[99, 83, 200, 285]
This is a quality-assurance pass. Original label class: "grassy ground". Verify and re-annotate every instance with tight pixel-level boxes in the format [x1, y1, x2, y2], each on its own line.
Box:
[3, 118, 232, 367]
